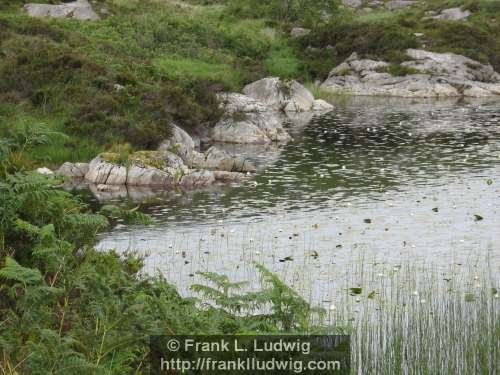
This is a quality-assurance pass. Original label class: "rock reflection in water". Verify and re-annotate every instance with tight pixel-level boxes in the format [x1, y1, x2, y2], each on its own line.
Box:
[93, 97, 500, 302]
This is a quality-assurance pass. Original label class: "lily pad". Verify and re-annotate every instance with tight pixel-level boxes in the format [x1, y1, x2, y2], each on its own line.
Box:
[473, 214, 484, 222]
[349, 287, 363, 295]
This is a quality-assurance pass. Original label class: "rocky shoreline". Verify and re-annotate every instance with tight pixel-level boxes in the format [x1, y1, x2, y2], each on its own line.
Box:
[51, 78, 333, 190]
[321, 49, 500, 98]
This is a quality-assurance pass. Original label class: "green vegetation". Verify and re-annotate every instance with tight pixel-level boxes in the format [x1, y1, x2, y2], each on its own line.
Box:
[0, 128, 334, 373]
[298, 0, 500, 78]
[2, 0, 500, 169]
[1, 1, 500, 372]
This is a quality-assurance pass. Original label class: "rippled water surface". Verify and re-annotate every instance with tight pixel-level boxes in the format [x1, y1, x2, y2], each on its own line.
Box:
[94, 97, 500, 301]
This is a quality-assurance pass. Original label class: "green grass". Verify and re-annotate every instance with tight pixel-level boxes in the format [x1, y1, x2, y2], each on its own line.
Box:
[264, 47, 301, 78]
[153, 56, 242, 89]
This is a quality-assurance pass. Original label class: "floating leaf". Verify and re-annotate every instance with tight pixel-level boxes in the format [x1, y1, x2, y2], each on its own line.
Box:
[310, 251, 319, 259]
[349, 287, 363, 295]
[367, 291, 376, 299]
[279, 256, 294, 263]
[432, 207, 439, 212]
[492, 288, 498, 296]
[486, 179, 493, 185]
[473, 214, 484, 222]
[364, 219, 372, 224]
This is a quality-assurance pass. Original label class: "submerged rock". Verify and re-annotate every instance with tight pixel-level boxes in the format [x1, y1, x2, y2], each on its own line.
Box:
[312, 99, 335, 112]
[24, 0, 100, 21]
[179, 170, 215, 188]
[321, 49, 500, 97]
[193, 146, 256, 173]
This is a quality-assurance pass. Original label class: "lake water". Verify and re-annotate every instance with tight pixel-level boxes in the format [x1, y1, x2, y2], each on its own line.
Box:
[93, 96, 500, 305]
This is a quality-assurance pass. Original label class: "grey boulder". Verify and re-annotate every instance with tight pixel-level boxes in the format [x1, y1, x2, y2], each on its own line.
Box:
[24, 0, 100, 21]
[212, 93, 291, 144]
[57, 162, 89, 178]
[242, 77, 315, 112]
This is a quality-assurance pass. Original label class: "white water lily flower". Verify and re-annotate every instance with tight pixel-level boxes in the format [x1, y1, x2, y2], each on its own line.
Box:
[329, 304, 336, 311]
[420, 299, 426, 304]
[413, 291, 419, 296]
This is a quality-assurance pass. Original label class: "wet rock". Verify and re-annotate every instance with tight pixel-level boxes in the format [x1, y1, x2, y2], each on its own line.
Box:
[312, 99, 334, 112]
[57, 162, 89, 177]
[213, 171, 246, 183]
[194, 146, 256, 173]
[321, 49, 500, 97]
[179, 170, 215, 188]
[96, 184, 121, 192]
[24, 0, 100, 21]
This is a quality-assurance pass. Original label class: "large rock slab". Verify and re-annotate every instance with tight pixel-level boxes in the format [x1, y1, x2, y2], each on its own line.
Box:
[242, 77, 315, 112]
[85, 151, 186, 186]
[85, 156, 127, 185]
[321, 50, 500, 97]
[24, 0, 100, 21]
[212, 93, 291, 144]
[83, 146, 254, 188]
[430, 7, 471, 21]
[385, 1, 418, 10]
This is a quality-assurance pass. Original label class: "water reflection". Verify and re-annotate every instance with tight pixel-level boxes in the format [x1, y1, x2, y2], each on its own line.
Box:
[94, 96, 500, 301]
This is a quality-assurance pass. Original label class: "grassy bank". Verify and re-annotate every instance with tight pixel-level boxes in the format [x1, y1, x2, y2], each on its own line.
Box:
[2, 1, 500, 171]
